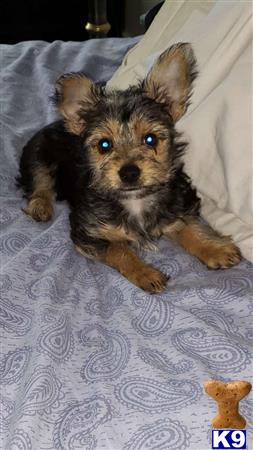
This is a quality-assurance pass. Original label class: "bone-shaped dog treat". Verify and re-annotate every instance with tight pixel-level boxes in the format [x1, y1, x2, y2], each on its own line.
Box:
[204, 380, 252, 429]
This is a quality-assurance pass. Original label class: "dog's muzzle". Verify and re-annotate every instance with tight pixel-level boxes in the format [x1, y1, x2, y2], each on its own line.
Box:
[119, 164, 140, 184]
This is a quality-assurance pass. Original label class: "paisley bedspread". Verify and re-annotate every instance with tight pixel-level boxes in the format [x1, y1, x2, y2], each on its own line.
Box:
[0, 38, 252, 450]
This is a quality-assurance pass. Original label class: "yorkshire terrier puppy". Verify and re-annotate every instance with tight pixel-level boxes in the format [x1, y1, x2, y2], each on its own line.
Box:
[18, 43, 241, 293]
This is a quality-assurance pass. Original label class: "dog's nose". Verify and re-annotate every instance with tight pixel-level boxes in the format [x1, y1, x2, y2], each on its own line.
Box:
[119, 164, 140, 184]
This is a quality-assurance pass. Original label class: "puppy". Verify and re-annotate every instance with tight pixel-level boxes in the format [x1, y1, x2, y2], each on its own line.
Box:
[17, 43, 241, 293]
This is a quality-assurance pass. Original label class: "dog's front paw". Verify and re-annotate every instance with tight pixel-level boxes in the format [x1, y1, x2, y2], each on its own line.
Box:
[201, 241, 241, 269]
[132, 266, 168, 294]
[23, 197, 53, 222]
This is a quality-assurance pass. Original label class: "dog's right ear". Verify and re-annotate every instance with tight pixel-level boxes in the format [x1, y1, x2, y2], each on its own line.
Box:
[55, 73, 95, 135]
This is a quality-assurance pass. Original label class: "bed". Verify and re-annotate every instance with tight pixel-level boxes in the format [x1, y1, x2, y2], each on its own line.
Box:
[0, 35, 252, 450]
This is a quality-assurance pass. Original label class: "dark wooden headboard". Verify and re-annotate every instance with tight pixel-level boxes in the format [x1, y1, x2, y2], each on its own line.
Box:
[0, 0, 124, 44]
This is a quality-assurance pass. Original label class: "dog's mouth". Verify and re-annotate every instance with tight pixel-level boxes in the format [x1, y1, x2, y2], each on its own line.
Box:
[119, 184, 166, 195]
[119, 187, 142, 192]
[120, 183, 165, 190]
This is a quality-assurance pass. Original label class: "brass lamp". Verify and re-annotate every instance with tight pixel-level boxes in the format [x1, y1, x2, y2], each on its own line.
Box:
[85, 0, 111, 38]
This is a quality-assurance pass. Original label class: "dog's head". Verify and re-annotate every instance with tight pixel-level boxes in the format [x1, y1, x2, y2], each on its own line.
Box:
[55, 43, 197, 197]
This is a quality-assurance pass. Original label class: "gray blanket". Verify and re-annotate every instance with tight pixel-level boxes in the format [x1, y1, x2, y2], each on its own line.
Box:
[0, 38, 252, 450]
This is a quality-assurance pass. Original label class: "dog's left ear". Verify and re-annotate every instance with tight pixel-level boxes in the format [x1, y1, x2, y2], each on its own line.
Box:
[55, 73, 95, 135]
[143, 43, 197, 122]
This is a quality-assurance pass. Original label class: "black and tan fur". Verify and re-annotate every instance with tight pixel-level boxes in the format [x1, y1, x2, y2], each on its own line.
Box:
[17, 43, 241, 293]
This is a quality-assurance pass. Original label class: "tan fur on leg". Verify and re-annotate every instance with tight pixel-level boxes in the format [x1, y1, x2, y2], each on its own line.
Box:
[166, 218, 241, 269]
[104, 242, 168, 293]
[24, 167, 54, 222]
[76, 242, 168, 293]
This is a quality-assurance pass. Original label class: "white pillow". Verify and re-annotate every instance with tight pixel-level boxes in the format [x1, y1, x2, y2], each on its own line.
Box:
[107, 0, 253, 262]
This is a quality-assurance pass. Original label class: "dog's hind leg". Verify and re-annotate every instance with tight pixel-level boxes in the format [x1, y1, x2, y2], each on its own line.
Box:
[23, 166, 55, 222]
[165, 217, 241, 269]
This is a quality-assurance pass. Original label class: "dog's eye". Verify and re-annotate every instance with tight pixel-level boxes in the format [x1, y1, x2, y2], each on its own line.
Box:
[98, 138, 112, 152]
[144, 133, 157, 147]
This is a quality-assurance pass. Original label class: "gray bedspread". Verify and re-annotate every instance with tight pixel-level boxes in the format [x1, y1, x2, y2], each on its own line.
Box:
[0, 38, 252, 450]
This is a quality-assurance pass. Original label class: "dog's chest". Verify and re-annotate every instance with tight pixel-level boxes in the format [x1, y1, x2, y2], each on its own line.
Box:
[94, 193, 179, 246]
[121, 195, 154, 225]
